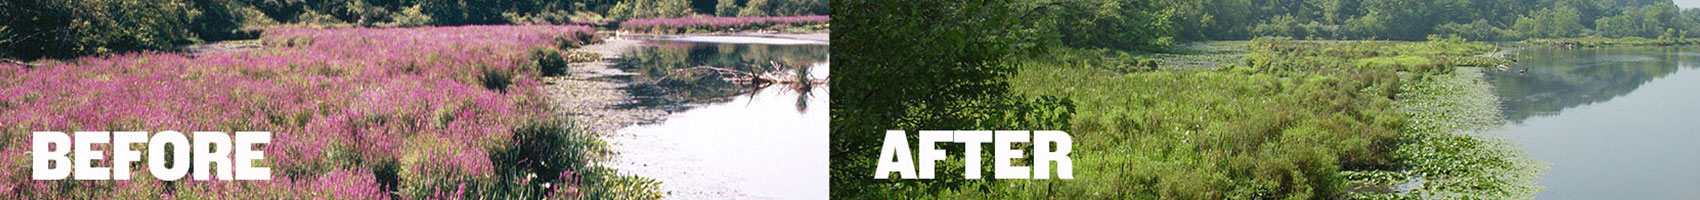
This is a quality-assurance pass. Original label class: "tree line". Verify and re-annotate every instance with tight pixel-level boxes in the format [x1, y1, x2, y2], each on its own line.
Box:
[1034, 0, 1700, 51]
[1, 0, 828, 59]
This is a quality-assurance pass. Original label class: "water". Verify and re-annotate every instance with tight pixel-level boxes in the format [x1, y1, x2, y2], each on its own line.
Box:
[604, 37, 828, 199]
[1486, 47, 1700, 199]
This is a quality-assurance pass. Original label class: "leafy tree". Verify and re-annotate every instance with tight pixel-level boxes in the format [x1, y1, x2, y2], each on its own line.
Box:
[1255, 14, 1308, 39]
[715, 0, 741, 16]
[1595, 3, 1681, 38]
[1344, 10, 1391, 39]
[1513, 5, 1584, 38]
[735, 0, 771, 16]
[1048, 0, 1176, 50]
[608, 0, 694, 20]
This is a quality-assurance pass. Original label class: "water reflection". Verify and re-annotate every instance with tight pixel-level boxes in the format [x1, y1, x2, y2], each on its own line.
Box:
[1487, 46, 1700, 199]
[612, 40, 829, 113]
[1487, 47, 1695, 123]
[603, 38, 829, 199]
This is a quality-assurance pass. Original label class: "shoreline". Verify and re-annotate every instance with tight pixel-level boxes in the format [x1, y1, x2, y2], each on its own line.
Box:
[544, 31, 827, 199]
[1382, 66, 1545, 199]
[619, 31, 829, 43]
[543, 31, 829, 132]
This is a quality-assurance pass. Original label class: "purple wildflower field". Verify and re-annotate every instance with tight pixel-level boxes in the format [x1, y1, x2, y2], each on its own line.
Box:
[0, 25, 656, 199]
[620, 15, 829, 34]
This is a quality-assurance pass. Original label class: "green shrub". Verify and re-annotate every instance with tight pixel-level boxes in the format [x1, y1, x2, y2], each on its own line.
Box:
[532, 47, 570, 76]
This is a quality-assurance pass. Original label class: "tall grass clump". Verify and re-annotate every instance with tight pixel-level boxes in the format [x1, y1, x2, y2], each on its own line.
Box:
[533, 46, 570, 77]
[0, 25, 658, 199]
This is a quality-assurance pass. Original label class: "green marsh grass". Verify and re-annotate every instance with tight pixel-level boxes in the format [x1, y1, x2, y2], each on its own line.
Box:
[933, 37, 1542, 199]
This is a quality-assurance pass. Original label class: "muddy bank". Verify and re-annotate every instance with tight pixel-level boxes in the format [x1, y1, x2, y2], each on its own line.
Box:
[543, 36, 667, 133]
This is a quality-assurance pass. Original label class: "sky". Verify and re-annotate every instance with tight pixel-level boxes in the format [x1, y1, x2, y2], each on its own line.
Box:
[1679, 0, 1700, 8]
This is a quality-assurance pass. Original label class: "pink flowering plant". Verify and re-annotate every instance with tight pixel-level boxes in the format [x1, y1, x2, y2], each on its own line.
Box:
[620, 15, 829, 34]
[0, 25, 659, 199]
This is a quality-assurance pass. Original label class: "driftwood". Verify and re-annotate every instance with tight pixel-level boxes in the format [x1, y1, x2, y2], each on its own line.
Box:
[2, 59, 37, 68]
[667, 61, 827, 86]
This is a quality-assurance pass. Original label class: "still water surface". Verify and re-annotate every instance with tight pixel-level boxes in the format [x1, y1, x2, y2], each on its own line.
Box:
[603, 36, 827, 199]
[1486, 47, 1700, 199]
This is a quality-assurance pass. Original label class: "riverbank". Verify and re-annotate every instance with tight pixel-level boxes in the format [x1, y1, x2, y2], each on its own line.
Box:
[543, 30, 829, 132]
[545, 31, 828, 199]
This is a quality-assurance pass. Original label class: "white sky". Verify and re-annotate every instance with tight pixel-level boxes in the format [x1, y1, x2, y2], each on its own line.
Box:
[1679, 0, 1700, 9]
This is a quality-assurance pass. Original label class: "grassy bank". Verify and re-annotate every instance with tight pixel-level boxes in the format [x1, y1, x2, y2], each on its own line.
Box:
[0, 26, 658, 199]
[1524, 37, 1699, 48]
[884, 37, 1540, 199]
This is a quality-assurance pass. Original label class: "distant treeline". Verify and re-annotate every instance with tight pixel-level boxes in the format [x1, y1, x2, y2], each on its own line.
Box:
[0, 0, 827, 59]
[1026, 0, 1700, 51]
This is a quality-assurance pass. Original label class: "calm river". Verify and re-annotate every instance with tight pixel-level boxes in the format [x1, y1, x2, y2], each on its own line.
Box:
[1487, 47, 1700, 199]
[602, 36, 828, 199]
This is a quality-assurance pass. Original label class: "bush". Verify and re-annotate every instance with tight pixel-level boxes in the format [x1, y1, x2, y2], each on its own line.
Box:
[533, 47, 570, 76]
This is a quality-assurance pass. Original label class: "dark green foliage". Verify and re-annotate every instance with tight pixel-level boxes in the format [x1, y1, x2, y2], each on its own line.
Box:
[418, 0, 506, 25]
[1046, 0, 1176, 50]
[190, 0, 257, 41]
[1513, 6, 1586, 38]
[1595, 2, 1683, 38]
[0, 0, 207, 59]
[831, 0, 1075, 197]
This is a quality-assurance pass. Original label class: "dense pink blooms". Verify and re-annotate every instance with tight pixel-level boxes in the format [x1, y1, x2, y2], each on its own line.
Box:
[621, 15, 828, 33]
[0, 25, 595, 198]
